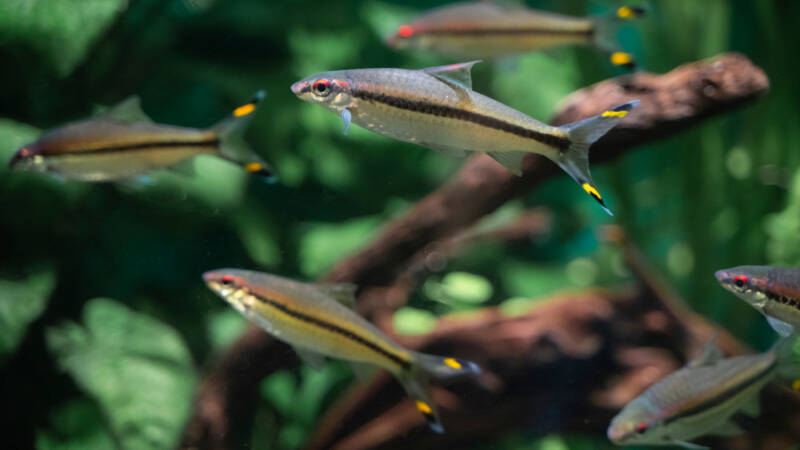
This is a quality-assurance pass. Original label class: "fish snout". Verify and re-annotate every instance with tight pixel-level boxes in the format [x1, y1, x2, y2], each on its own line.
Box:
[291, 81, 307, 96]
[8, 146, 35, 169]
[715, 269, 731, 284]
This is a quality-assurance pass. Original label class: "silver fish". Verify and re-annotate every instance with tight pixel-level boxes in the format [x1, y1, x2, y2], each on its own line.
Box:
[716, 266, 800, 337]
[607, 340, 797, 449]
[203, 268, 481, 433]
[291, 61, 638, 214]
[8, 91, 271, 181]
[385, 2, 643, 67]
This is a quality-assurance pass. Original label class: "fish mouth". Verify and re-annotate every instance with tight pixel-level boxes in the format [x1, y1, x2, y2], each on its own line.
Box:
[714, 270, 731, 284]
[291, 81, 308, 96]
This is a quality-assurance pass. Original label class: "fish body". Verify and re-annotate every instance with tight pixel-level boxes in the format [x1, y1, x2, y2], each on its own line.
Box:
[385, 2, 642, 66]
[203, 269, 480, 433]
[608, 345, 779, 449]
[716, 266, 800, 337]
[8, 92, 271, 181]
[292, 61, 638, 214]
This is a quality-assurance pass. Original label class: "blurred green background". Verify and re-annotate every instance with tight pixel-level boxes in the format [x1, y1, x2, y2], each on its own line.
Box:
[0, 0, 798, 449]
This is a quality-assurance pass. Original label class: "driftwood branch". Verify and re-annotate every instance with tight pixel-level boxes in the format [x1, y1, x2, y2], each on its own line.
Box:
[180, 53, 770, 450]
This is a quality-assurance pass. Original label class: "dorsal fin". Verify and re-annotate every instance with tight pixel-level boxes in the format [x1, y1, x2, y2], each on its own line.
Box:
[423, 61, 481, 90]
[314, 282, 358, 308]
[99, 96, 152, 123]
[687, 339, 724, 368]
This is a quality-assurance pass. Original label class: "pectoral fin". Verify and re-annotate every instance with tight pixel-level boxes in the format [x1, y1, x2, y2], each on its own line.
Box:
[767, 316, 795, 337]
[341, 108, 351, 135]
[486, 151, 527, 176]
[294, 347, 326, 370]
[688, 339, 724, 367]
[169, 158, 196, 177]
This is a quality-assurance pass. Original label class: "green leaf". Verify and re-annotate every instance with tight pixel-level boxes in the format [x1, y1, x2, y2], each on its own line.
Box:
[46, 298, 195, 450]
[423, 271, 493, 307]
[297, 215, 382, 278]
[0, 0, 127, 76]
[0, 268, 56, 359]
[35, 398, 115, 450]
[392, 306, 437, 335]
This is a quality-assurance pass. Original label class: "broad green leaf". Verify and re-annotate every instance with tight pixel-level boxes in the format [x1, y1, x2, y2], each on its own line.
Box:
[46, 298, 195, 450]
[392, 306, 437, 335]
[298, 215, 382, 278]
[423, 272, 493, 307]
[0, 0, 127, 76]
[35, 398, 115, 450]
[0, 268, 56, 359]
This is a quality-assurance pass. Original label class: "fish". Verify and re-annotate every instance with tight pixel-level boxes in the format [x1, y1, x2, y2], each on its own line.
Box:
[291, 60, 638, 214]
[716, 266, 800, 337]
[385, 2, 644, 68]
[8, 91, 272, 182]
[607, 339, 799, 449]
[202, 268, 481, 433]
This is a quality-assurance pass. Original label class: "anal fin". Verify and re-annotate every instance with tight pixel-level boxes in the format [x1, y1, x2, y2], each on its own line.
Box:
[486, 151, 527, 176]
[294, 347, 326, 370]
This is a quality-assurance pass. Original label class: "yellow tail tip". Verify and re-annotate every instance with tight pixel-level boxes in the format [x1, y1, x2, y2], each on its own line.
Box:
[233, 103, 256, 117]
[582, 183, 602, 200]
[793, 380, 800, 391]
[617, 6, 635, 19]
[443, 357, 462, 370]
[245, 162, 264, 173]
[610, 52, 634, 67]
[415, 400, 433, 414]
[601, 109, 629, 118]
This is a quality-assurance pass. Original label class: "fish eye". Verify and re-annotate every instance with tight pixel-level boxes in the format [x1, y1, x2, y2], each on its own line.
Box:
[313, 79, 331, 96]
[220, 275, 234, 286]
[733, 275, 749, 288]
[635, 423, 648, 434]
[397, 25, 414, 38]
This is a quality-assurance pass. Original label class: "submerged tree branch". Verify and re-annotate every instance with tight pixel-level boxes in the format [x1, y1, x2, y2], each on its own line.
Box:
[180, 53, 769, 450]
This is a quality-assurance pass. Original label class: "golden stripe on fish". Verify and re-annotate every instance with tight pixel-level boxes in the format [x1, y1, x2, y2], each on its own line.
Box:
[350, 89, 571, 150]
[248, 289, 412, 371]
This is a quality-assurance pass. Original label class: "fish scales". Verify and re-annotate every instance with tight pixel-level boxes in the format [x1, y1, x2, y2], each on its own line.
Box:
[231, 271, 412, 372]
[344, 68, 569, 157]
[642, 352, 776, 425]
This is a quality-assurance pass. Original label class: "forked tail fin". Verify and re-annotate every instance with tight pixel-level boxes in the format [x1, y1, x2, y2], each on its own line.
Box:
[592, 6, 646, 70]
[211, 90, 274, 180]
[558, 100, 640, 215]
[397, 353, 481, 433]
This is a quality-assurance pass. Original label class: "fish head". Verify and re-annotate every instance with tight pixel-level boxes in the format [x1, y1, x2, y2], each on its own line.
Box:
[8, 142, 45, 172]
[203, 269, 259, 315]
[606, 401, 659, 445]
[715, 266, 771, 310]
[291, 71, 353, 112]
[384, 24, 421, 50]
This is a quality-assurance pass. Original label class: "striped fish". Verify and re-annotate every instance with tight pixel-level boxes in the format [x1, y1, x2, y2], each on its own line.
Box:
[716, 266, 800, 337]
[607, 340, 797, 449]
[385, 2, 643, 68]
[203, 268, 480, 433]
[8, 92, 272, 182]
[291, 61, 638, 214]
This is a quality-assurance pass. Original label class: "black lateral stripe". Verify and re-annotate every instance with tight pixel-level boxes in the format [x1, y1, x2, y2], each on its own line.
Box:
[765, 290, 800, 310]
[663, 360, 777, 425]
[57, 139, 220, 156]
[251, 292, 412, 370]
[422, 27, 594, 37]
[352, 90, 570, 150]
